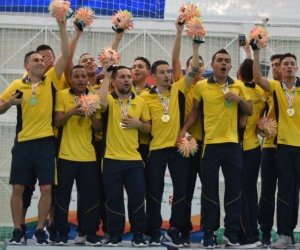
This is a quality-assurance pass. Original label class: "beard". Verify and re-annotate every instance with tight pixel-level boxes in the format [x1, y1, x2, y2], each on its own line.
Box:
[119, 88, 131, 95]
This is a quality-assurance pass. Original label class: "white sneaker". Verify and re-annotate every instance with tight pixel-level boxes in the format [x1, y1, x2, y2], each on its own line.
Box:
[102, 232, 110, 244]
[272, 235, 292, 249]
[74, 233, 87, 244]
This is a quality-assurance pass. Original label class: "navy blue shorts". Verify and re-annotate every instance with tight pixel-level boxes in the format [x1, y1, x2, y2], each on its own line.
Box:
[10, 136, 56, 185]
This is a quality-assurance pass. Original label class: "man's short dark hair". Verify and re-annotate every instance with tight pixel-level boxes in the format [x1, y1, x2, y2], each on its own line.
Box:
[134, 57, 151, 69]
[186, 55, 204, 68]
[280, 53, 297, 64]
[70, 65, 85, 76]
[24, 51, 39, 63]
[111, 66, 130, 79]
[151, 60, 170, 75]
[270, 54, 284, 62]
[36, 44, 55, 57]
[211, 49, 231, 63]
[239, 58, 253, 82]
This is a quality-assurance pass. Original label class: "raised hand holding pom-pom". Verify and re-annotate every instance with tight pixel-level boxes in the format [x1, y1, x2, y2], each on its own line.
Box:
[48, 0, 73, 22]
[74, 7, 96, 31]
[112, 10, 134, 33]
[186, 17, 206, 43]
[98, 47, 120, 71]
[178, 4, 201, 25]
[249, 26, 270, 50]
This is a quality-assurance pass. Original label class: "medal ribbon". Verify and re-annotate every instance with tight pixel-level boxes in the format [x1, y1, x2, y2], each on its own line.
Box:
[155, 88, 170, 115]
[87, 82, 96, 94]
[214, 78, 229, 95]
[135, 84, 140, 96]
[32, 82, 40, 96]
[282, 81, 296, 109]
[119, 93, 132, 118]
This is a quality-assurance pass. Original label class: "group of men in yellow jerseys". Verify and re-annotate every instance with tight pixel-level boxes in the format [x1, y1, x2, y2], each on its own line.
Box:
[1, 16, 300, 250]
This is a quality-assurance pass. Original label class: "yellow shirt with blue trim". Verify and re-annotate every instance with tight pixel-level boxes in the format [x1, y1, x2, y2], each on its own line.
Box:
[193, 76, 250, 144]
[55, 88, 101, 161]
[269, 78, 300, 147]
[140, 77, 188, 151]
[101, 91, 150, 160]
[242, 82, 265, 150]
[0, 68, 62, 142]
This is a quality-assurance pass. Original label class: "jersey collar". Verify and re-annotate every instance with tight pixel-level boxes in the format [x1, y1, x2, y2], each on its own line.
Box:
[207, 75, 235, 85]
[111, 91, 136, 99]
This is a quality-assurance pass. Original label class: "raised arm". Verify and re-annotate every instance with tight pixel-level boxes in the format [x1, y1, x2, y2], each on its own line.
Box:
[252, 49, 270, 92]
[64, 22, 83, 84]
[98, 64, 112, 111]
[54, 21, 69, 80]
[172, 19, 184, 82]
[111, 30, 125, 51]
[184, 40, 200, 88]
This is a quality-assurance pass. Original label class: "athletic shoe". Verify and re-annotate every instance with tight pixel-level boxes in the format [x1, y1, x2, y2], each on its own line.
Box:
[45, 224, 58, 242]
[55, 233, 68, 246]
[214, 234, 221, 248]
[202, 230, 215, 248]
[86, 233, 102, 246]
[33, 229, 48, 245]
[261, 233, 271, 247]
[238, 235, 257, 248]
[149, 229, 162, 246]
[291, 233, 297, 247]
[254, 235, 262, 247]
[21, 224, 27, 243]
[103, 232, 110, 244]
[272, 235, 292, 248]
[165, 228, 183, 247]
[106, 236, 122, 246]
[74, 232, 87, 244]
[181, 232, 191, 246]
[131, 231, 147, 247]
[9, 229, 23, 245]
[222, 229, 240, 246]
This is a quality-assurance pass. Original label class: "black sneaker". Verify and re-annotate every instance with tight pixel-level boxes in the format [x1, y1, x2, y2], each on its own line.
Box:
[33, 228, 49, 245]
[165, 228, 183, 247]
[132, 231, 147, 247]
[238, 235, 257, 248]
[86, 233, 102, 246]
[55, 233, 68, 246]
[9, 229, 23, 245]
[45, 224, 58, 242]
[261, 233, 271, 246]
[291, 233, 296, 247]
[149, 229, 162, 246]
[21, 224, 27, 243]
[222, 229, 240, 246]
[202, 230, 215, 248]
[106, 236, 122, 246]
[214, 234, 221, 248]
[181, 232, 191, 246]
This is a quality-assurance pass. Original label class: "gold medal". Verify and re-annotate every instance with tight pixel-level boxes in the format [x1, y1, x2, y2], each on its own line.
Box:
[161, 114, 170, 122]
[287, 108, 295, 116]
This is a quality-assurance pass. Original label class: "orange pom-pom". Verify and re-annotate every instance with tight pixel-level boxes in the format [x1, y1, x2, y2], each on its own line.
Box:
[98, 47, 120, 66]
[249, 26, 270, 48]
[186, 17, 206, 40]
[112, 10, 134, 32]
[48, 0, 72, 22]
[257, 117, 277, 138]
[74, 7, 96, 28]
[179, 4, 201, 24]
[177, 133, 199, 158]
[78, 93, 101, 116]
